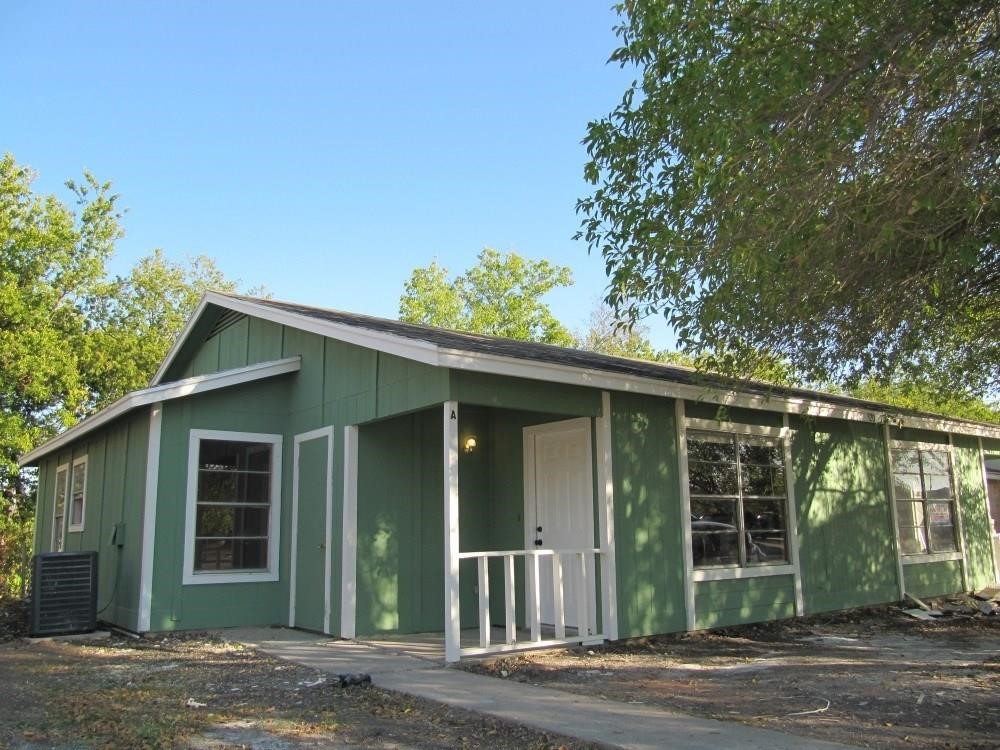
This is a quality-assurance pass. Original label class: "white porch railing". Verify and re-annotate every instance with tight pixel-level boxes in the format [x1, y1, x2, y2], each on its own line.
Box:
[455, 547, 607, 658]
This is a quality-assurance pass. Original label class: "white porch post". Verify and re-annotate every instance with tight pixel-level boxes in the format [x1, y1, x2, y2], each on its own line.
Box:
[595, 391, 619, 641]
[340, 425, 358, 639]
[444, 401, 461, 662]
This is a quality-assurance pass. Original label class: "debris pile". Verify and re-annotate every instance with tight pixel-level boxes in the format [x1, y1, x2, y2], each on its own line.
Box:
[902, 588, 999, 621]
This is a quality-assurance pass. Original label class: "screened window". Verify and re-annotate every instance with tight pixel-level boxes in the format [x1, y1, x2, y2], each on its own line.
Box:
[194, 439, 275, 572]
[51, 464, 69, 551]
[68, 456, 88, 532]
[891, 446, 958, 555]
[687, 431, 789, 568]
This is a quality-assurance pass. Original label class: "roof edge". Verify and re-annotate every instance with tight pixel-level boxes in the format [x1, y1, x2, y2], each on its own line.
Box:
[20, 356, 301, 466]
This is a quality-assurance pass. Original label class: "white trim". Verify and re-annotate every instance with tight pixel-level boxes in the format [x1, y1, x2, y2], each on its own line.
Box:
[289, 426, 335, 631]
[901, 551, 964, 565]
[51, 462, 70, 552]
[21, 357, 301, 466]
[341, 425, 359, 639]
[692, 564, 796, 582]
[182, 429, 283, 585]
[782, 414, 805, 615]
[883, 423, 906, 599]
[948, 435, 970, 592]
[152, 292, 439, 385]
[980, 438, 1000, 584]
[675, 399, 696, 631]
[443, 401, 461, 663]
[66, 455, 88, 533]
[138, 406, 162, 632]
[149, 293, 999, 443]
[595, 391, 619, 641]
[685, 417, 784, 439]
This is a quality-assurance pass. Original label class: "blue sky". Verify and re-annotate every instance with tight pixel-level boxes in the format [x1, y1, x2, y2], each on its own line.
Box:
[2, 1, 674, 348]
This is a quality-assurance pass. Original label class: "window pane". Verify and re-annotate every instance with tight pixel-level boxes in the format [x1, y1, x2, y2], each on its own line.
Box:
[200, 440, 272, 472]
[739, 438, 782, 466]
[741, 464, 786, 497]
[899, 527, 927, 554]
[199, 472, 238, 502]
[687, 432, 735, 462]
[194, 538, 268, 571]
[691, 497, 739, 567]
[689, 461, 738, 495]
[240, 473, 271, 504]
[926, 501, 955, 526]
[744, 499, 787, 563]
[924, 474, 953, 499]
[893, 474, 922, 499]
[896, 501, 925, 528]
[70, 498, 84, 526]
[928, 523, 957, 553]
[54, 469, 68, 514]
[920, 450, 950, 474]
[892, 449, 920, 473]
[196, 506, 269, 537]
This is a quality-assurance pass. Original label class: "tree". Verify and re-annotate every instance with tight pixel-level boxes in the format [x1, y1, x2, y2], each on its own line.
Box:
[0, 154, 250, 497]
[84, 250, 244, 408]
[0, 154, 122, 492]
[579, 1, 998, 397]
[399, 248, 575, 346]
[579, 302, 659, 360]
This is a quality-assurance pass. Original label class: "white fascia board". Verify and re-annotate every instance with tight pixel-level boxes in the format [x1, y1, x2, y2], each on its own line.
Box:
[151, 292, 441, 386]
[20, 356, 301, 466]
[434, 347, 1000, 440]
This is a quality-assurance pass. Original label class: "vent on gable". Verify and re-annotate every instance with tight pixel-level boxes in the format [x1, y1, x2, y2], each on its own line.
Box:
[30, 551, 98, 637]
[208, 310, 247, 338]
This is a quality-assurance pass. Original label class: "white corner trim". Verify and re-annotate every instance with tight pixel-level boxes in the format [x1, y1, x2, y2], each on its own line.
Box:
[781, 414, 804, 616]
[948, 435, 970, 592]
[341, 425, 359, 639]
[138, 405, 162, 632]
[675, 399, 696, 631]
[883, 423, 907, 599]
[289, 426, 335, 631]
[66, 455, 88, 533]
[978, 438, 1000, 584]
[20, 356, 301, 466]
[182, 429, 283, 586]
[444, 401, 461, 663]
[595, 392, 619, 641]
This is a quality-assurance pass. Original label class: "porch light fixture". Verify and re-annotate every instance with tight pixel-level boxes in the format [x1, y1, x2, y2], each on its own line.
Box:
[463, 436, 477, 453]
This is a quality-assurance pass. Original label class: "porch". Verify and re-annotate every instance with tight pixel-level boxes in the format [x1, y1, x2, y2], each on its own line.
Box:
[343, 395, 619, 662]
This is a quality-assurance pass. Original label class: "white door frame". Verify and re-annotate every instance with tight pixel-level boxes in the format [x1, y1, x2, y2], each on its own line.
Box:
[289, 426, 335, 633]
[523, 417, 597, 632]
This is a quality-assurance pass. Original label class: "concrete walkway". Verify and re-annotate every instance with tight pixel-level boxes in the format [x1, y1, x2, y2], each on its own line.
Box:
[226, 627, 857, 750]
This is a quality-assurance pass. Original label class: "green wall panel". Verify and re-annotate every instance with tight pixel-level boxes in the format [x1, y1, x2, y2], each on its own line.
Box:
[890, 426, 949, 445]
[791, 417, 900, 613]
[355, 410, 443, 635]
[953, 435, 995, 591]
[684, 401, 783, 428]
[694, 575, 796, 629]
[902, 560, 963, 599]
[451, 371, 601, 417]
[610, 392, 687, 638]
[217, 316, 250, 370]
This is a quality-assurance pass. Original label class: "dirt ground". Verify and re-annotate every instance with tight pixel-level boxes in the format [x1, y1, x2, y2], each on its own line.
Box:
[0, 622, 596, 749]
[468, 602, 1000, 750]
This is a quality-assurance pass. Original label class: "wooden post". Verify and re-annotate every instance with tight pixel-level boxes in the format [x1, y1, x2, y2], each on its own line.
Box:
[478, 556, 490, 648]
[552, 552, 565, 640]
[504, 554, 516, 644]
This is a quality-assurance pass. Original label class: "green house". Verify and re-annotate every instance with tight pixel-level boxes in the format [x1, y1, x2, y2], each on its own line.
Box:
[21, 292, 1000, 661]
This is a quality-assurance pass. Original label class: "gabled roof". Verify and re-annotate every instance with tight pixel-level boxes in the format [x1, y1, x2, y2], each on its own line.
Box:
[151, 292, 1000, 440]
[19, 357, 301, 466]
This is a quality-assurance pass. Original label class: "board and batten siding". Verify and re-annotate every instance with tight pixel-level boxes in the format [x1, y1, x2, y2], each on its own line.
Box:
[31, 409, 150, 631]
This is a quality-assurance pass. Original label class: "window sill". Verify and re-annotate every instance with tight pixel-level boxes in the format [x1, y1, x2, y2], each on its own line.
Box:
[692, 564, 795, 582]
[183, 569, 279, 585]
[901, 551, 963, 565]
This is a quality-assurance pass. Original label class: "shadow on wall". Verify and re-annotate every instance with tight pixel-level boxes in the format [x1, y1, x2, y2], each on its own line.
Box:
[793, 419, 899, 613]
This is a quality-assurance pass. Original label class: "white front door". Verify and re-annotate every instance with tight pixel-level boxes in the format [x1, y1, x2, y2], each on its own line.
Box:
[524, 418, 596, 633]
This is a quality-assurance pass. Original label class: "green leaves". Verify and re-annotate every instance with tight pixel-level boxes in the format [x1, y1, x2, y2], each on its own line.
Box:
[580, 0, 999, 399]
[398, 249, 575, 346]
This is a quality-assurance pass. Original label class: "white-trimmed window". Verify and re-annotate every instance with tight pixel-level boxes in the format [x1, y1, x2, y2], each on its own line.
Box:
[890, 442, 959, 556]
[67, 456, 88, 532]
[183, 430, 282, 585]
[686, 430, 790, 569]
[51, 463, 70, 551]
